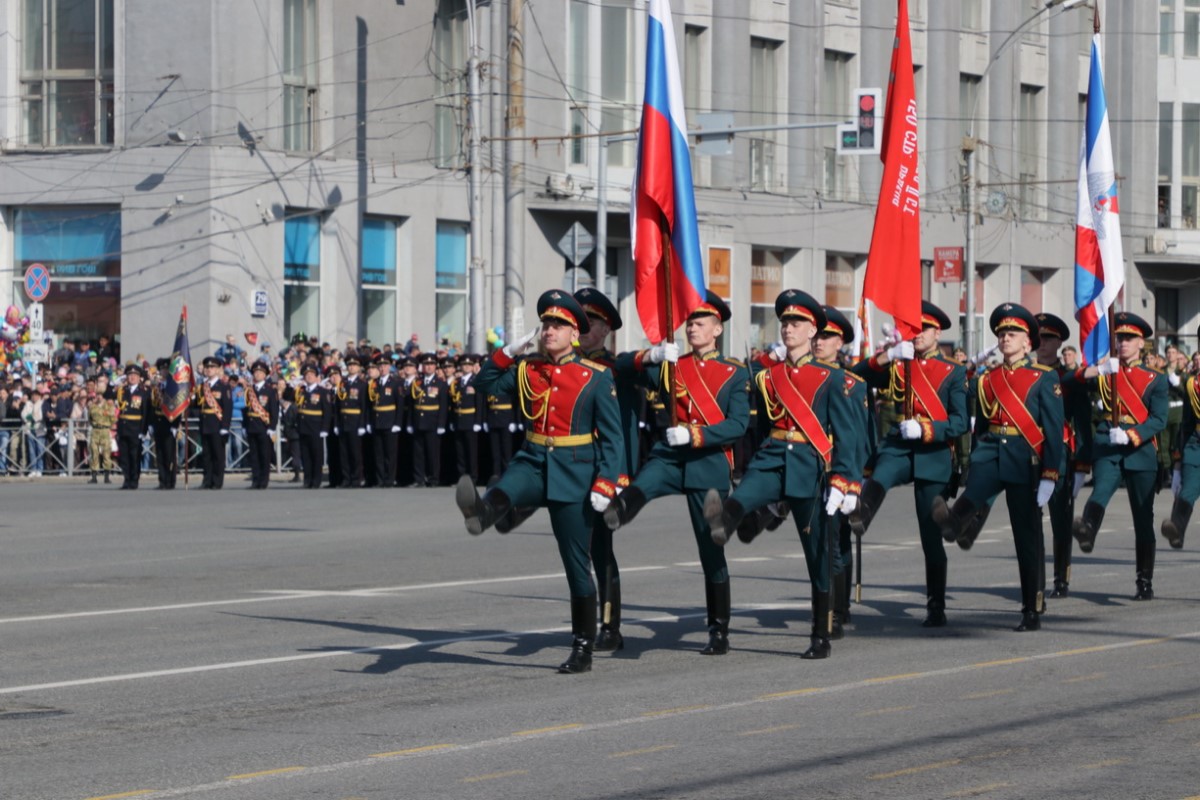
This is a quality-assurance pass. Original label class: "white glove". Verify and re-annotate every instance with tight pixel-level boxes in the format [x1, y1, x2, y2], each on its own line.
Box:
[769, 343, 787, 362]
[482, 423, 489, 432]
[219, 429, 228, 436]
[1172, 468, 1182, 496]
[503, 326, 540, 358]
[319, 431, 328, 439]
[1109, 428, 1130, 446]
[1036, 479, 1055, 507]
[1073, 471, 1086, 498]
[664, 425, 691, 446]
[645, 342, 680, 364]
[638, 421, 648, 429]
[437, 427, 445, 435]
[508, 422, 517, 433]
[899, 419, 922, 440]
[391, 425, 401, 433]
[590, 491, 611, 512]
[472, 424, 481, 432]
[357, 427, 365, 436]
[406, 425, 414, 434]
[887, 341, 914, 362]
[366, 424, 372, 434]
[170, 427, 178, 438]
[1170, 371, 1182, 387]
[825, 486, 845, 516]
[840, 492, 858, 515]
[333, 426, 339, 436]
[971, 344, 999, 366]
[1096, 357, 1120, 376]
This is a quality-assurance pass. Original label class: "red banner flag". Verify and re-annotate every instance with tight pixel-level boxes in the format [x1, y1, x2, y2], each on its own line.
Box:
[863, 0, 922, 342]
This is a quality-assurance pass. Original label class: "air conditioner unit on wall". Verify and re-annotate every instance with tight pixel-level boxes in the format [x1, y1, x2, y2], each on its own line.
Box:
[1146, 234, 1168, 255]
[545, 173, 575, 199]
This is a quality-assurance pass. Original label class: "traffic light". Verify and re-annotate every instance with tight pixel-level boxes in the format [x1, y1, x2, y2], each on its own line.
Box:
[836, 88, 882, 156]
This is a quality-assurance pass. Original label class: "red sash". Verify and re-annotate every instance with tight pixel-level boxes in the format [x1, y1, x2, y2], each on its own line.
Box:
[1114, 367, 1152, 425]
[676, 356, 734, 470]
[988, 368, 1044, 458]
[907, 360, 950, 422]
[768, 362, 833, 466]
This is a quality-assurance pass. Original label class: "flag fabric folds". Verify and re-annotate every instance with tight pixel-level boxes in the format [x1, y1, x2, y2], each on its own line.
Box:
[863, 0, 922, 343]
[631, 0, 705, 344]
[1074, 34, 1125, 366]
[162, 306, 194, 421]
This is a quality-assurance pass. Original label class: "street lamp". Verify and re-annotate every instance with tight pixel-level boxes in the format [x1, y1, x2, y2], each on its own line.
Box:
[962, 0, 1088, 357]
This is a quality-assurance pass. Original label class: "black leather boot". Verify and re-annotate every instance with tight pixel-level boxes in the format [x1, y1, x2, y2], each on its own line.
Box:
[88, 471, 98, 484]
[707, 491, 744, 546]
[848, 479, 886, 537]
[1072, 501, 1105, 554]
[736, 504, 782, 545]
[921, 561, 948, 628]
[831, 569, 849, 639]
[800, 590, 832, 660]
[700, 581, 730, 655]
[558, 595, 597, 674]
[455, 475, 511, 536]
[495, 505, 535, 534]
[930, 495, 976, 544]
[1133, 538, 1155, 601]
[603, 486, 648, 531]
[1161, 498, 1192, 550]
[956, 501, 993, 551]
[1050, 537, 1071, 598]
[594, 581, 624, 652]
[1014, 609, 1041, 632]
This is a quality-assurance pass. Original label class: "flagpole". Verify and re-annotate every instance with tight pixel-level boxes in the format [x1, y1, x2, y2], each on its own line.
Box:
[661, 223, 678, 427]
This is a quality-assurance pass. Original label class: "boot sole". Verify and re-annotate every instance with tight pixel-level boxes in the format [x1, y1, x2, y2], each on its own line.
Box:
[929, 496, 957, 543]
[603, 503, 622, 531]
[1161, 522, 1184, 550]
[455, 475, 483, 536]
[705, 491, 730, 545]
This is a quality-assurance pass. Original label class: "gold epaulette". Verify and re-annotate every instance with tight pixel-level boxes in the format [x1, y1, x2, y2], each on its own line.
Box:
[844, 370, 866, 384]
[1031, 363, 1053, 372]
[816, 358, 840, 368]
[724, 357, 746, 368]
[579, 358, 608, 372]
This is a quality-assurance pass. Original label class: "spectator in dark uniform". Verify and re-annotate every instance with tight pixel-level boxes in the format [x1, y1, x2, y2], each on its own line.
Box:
[115, 364, 151, 489]
[325, 365, 345, 487]
[397, 355, 417, 486]
[487, 378, 518, 482]
[453, 354, 485, 483]
[338, 355, 368, 487]
[279, 383, 302, 482]
[150, 358, 178, 489]
[243, 360, 278, 489]
[296, 363, 333, 489]
[369, 356, 399, 487]
[195, 356, 233, 489]
[411, 352, 449, 486]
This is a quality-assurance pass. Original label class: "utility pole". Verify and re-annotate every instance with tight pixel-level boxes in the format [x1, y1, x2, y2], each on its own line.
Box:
[465, 0, 485, 354]
[489, 1, 505, 329]
[505, 0, 526, 338]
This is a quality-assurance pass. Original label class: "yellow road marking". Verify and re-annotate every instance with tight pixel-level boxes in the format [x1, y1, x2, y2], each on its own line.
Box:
[370, 743, 453, 758]
[973, 657, 1029, 668]
[1055, 645, 1113, 657]
[513, 723, 581, 736]
[857, 705, 915, 717]
[948, 782, 1012, 797]
[462, 769, 528, 783]
[609, 744, 677, 758]
[758, 688, 820, 700]
[1063, 673, 1105, 684]
[1167, 712, 1200, 724]
[962, 689, 1015, 700]
[868, 671, 921, 686]
[1081, 758, 1129, 769]
[870, 758, 962, 780]
[739, 723, 802, 736]
[84, 793, 156, 800]
[227, 767, 305, 780]
[641, 704, 710, 717]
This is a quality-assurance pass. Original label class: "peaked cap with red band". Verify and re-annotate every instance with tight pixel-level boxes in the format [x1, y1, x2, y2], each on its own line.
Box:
[574, 287, 622, 331]
[689, 289, 732, 322]
[537, 289, 590, 334]
[774, 289, 827, 330]
[989, 302, 1040, 350]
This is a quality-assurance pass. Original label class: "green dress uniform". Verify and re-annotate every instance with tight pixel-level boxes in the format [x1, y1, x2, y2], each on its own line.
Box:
[932, 304, 1065, 631]
[850, 301, 968, 627]
[456, 290, 623, 674]
[1164, 370, 1200, 549]
[604, 291, 749, 655]
[1072, 312, 1168, 600]
[706, 290, 862, 660]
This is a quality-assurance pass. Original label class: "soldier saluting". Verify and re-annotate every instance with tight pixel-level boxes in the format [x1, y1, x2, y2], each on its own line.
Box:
[455, 290, 623, 674]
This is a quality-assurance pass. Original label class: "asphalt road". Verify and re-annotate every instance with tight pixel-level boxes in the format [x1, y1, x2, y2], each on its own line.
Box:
[4, 476, 1200, 800]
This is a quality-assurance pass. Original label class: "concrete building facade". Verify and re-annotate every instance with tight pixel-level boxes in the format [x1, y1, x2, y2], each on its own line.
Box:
[0, 0, 1174, 361]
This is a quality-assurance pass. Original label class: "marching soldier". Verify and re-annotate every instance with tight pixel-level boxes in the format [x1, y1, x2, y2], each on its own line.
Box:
[605, 291, 748, 655]
[575, 287, 641, 651]
[369, 356, 400, 488]
[1165, 327, 1200, 549]
[451, 354, 485, 483]
[115, 364, 151, 489]
[1071, 311, 1168, 600]
[195, 355, 233, 489]
[150, 357, 178, 490]
[87, 383, 116, 484]
[703, 290, 862, 660]
[338, 355, 368, 487]
[243, 360, 278, 489]
[411, 352, 449, 487]
[296, 362, 333, 488]
[931, 304, 1064, 631]
[455, 289, 622, 674]
[848, 301, 968, 627]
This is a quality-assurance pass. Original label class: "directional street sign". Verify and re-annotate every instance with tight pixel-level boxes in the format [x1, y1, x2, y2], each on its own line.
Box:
[24, 263, 51, 302]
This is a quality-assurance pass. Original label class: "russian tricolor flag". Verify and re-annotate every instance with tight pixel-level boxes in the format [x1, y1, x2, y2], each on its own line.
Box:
[631, 0, 704, 344]
[1074, 33, 1125, 366]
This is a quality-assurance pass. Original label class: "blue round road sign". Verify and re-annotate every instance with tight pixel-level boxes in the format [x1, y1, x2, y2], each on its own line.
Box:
[24, 263, 50, 302]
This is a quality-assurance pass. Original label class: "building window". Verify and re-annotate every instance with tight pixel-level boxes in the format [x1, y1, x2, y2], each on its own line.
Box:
[436, 222, 468, 349]
[1020, 268, 1045, 314]
[822, 50, 852, 201]
[362, 217, 400, 347]
[1184, 103, 1200, 228]
[434, 0, 467, 168]
[750, 37, 782, 192]
[1162, 3, 1176, 56]
[19, 0, 115, 148]
[567, 0, 589, 166]
[1017, 84, 1043, 220]
[963, 0, 983, 32]
[1160, 101, 1174, 191]
[283, 0, 318, 152]
[13, 207, 121, 342]
[1156, 286, 1180, 343]
[825, 253, 856, 310]
[750, 247, 784, 350]
[284, 211, 322, 342]
[1187, 0, 1200, 58]
[567, 0, 636, 168]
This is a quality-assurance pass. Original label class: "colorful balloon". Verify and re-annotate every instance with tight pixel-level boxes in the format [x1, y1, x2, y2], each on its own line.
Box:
[4, 305, 20, 327]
